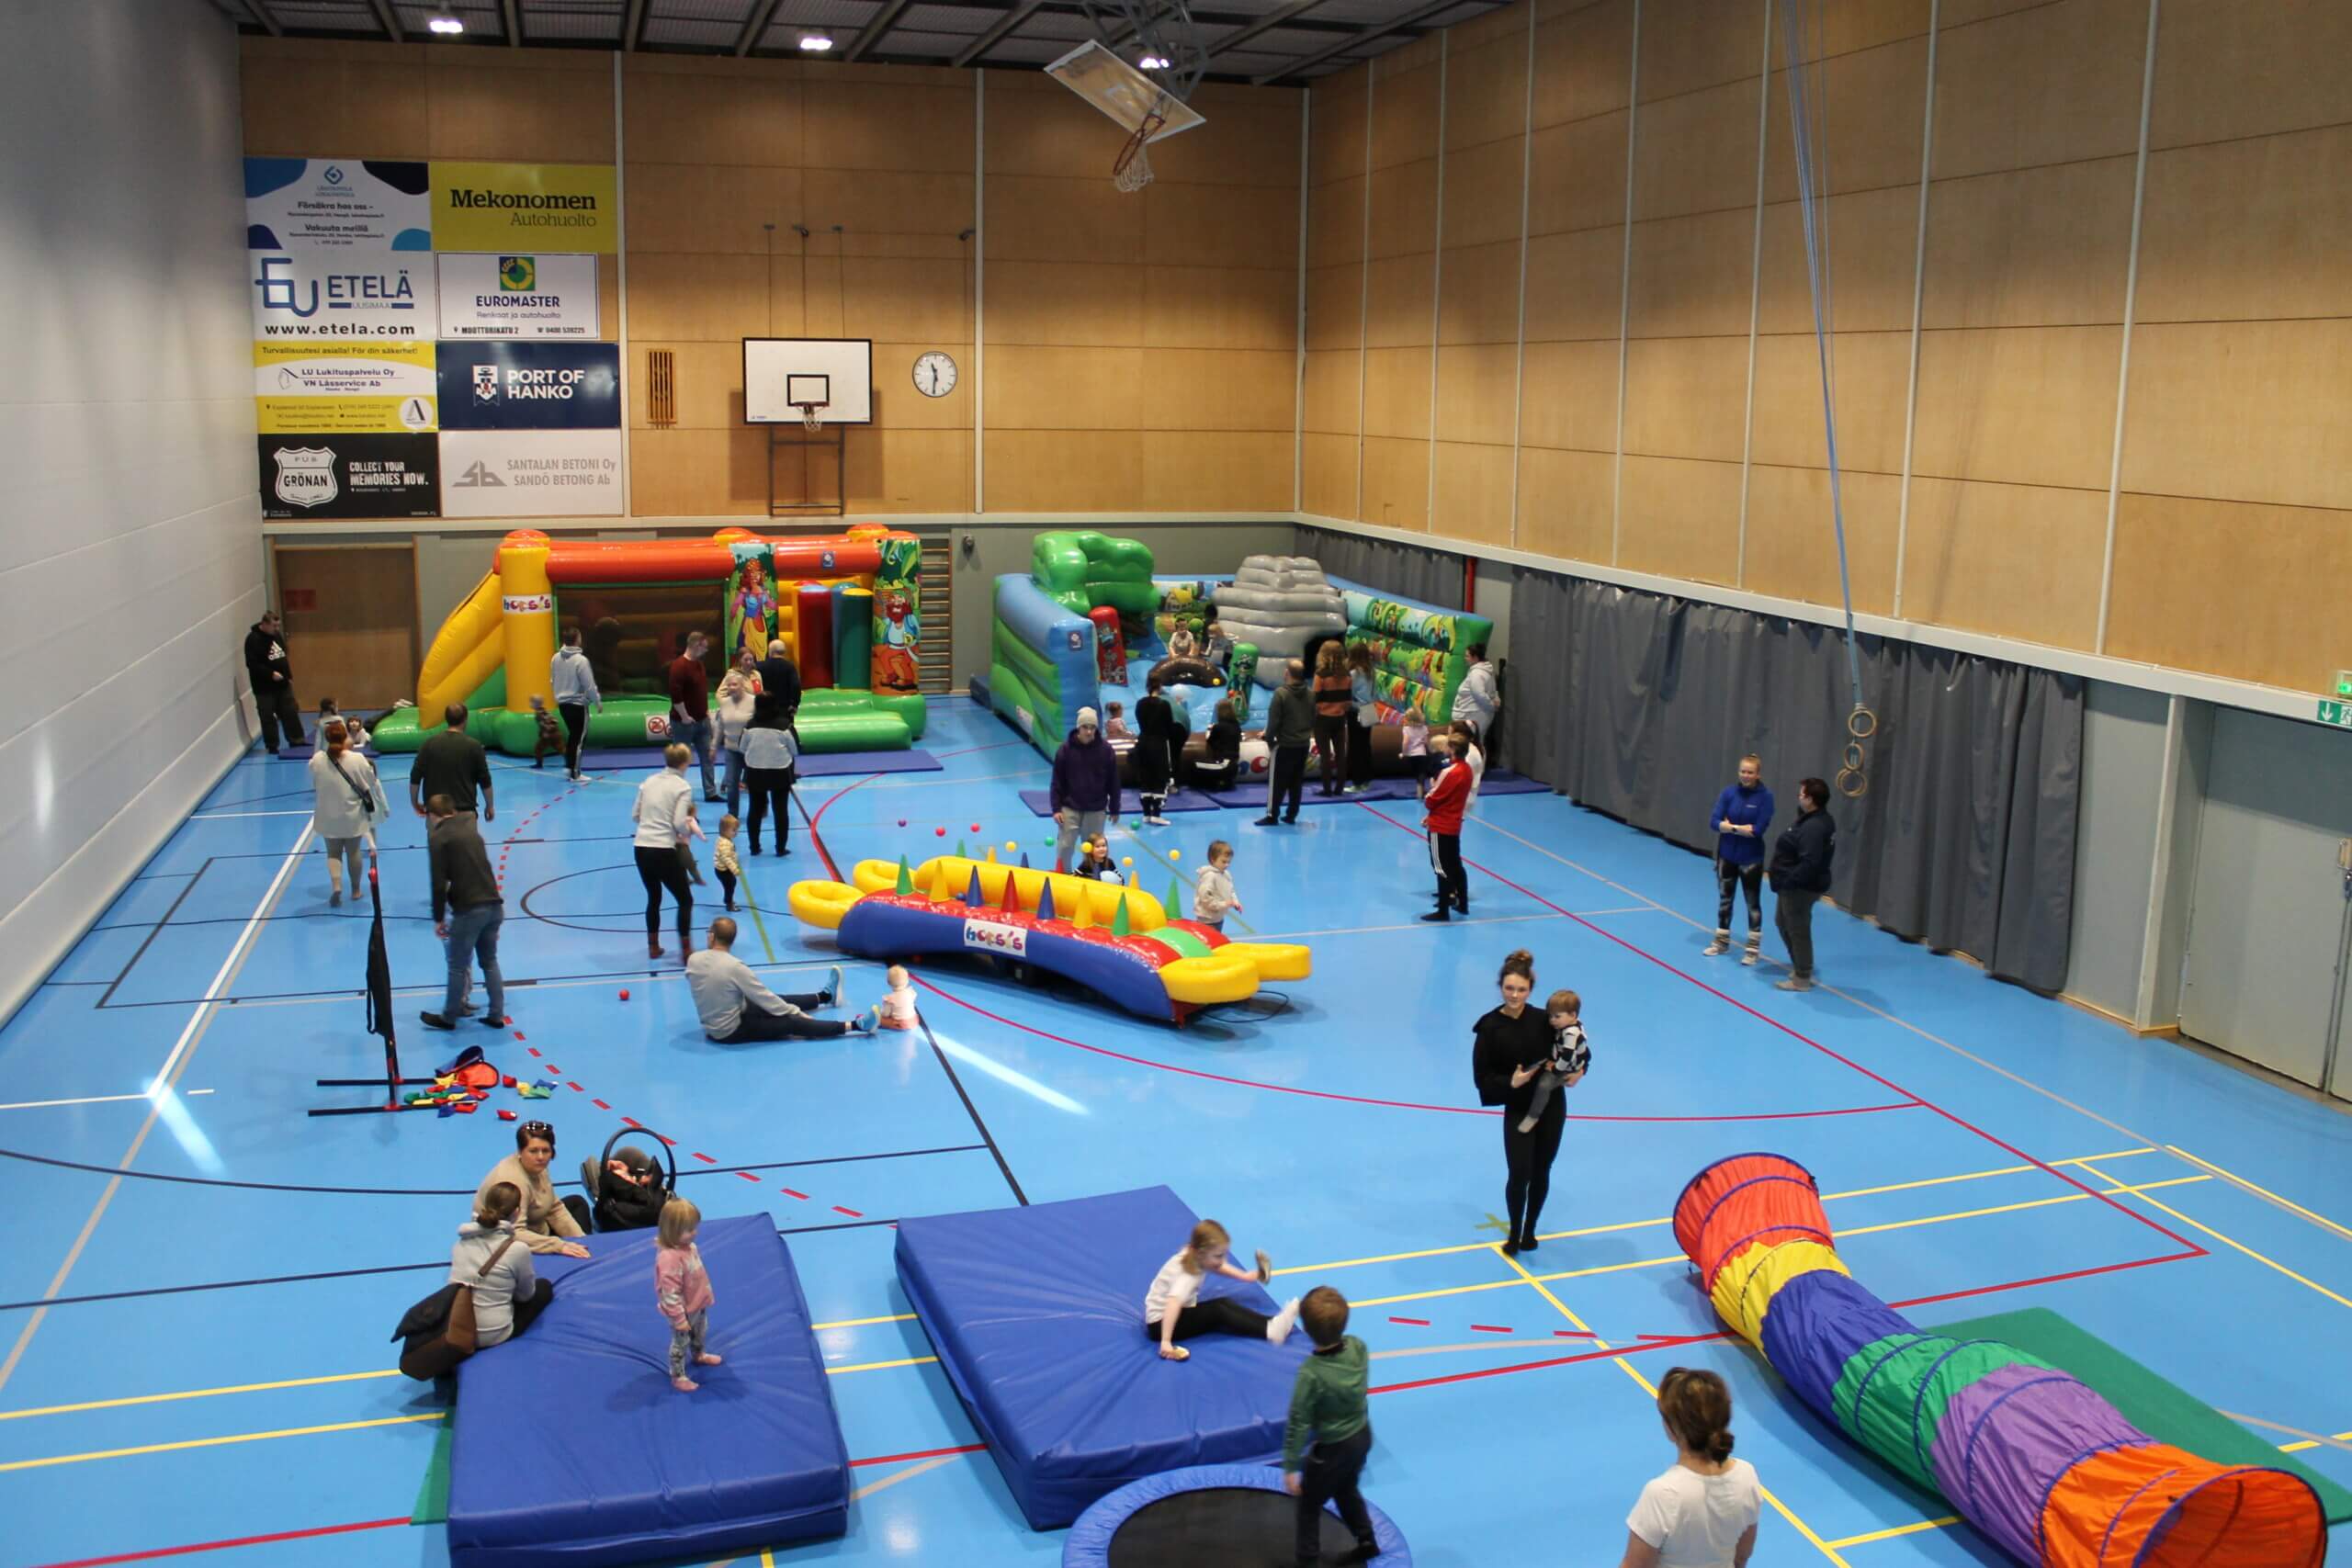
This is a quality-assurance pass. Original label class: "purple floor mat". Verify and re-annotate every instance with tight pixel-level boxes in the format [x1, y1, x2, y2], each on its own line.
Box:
[1015, 787, 1224, 818]
[1016, 771, 1548, 817]
[572, 747, 942, 777]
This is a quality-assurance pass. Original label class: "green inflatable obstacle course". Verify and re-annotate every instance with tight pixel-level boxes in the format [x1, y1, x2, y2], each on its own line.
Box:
[1032, 531, 1159, 618]
[371, 681, 925, 758]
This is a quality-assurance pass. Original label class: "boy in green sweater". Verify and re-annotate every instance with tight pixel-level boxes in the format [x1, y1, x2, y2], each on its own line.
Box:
[1282, 1285, 1379, 1565]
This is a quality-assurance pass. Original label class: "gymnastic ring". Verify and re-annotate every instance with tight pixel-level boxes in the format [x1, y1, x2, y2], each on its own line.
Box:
[1843, 741, 1866, 773]
[1837, 766, 1868, 799]
[1847, 705, 1878, 739]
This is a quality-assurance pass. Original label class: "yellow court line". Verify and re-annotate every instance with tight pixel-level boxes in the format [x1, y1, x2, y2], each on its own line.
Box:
[0, 1410, 445, 1473]
[0, 1368, 404, 1423]
[848, 1450, 967, 1503]
[2276, 1427, 2352, 1455]
[2081, 1163, 2352, 1313]
[810, 1313, 919, 1330]
[825, 1354, 937, 1375]
[1824, 1516, 1962, 1550]
[2165, 1146, 2352, 1246]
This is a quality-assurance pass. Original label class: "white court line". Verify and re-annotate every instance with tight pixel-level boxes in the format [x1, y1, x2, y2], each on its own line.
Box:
[146, 824, 315, 1097]
[189, 810, 313, 819]
[0, 1089, 213, 1112]
[862, 767, 1041, 791]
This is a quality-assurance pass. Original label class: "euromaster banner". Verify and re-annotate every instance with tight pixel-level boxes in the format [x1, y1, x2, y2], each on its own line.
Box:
[431, 163, 617, 254]
[436, 252, 599, 338]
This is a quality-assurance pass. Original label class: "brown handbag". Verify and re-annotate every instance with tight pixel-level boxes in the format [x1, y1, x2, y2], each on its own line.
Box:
[397, 1233, 517, 1380]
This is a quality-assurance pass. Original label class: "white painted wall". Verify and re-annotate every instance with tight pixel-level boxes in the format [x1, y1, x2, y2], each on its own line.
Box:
[0, 0, 263, 1021]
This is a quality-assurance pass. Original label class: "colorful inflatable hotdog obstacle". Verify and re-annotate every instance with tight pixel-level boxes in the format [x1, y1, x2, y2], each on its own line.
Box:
[1673, 1153, 2324, 1567]
[788, 854, 1310, 1023]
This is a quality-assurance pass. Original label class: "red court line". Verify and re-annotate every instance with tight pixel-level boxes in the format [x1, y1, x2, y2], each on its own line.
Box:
[737, 1171, 764, 1183]
[694, 1152, 716, 1164]
[781, 1188, 809, 1200]
[849, 1441, 989, 1468]
[1470, 1324, 1514, 1334]
[1388, 1316, 1430, 1325]
[591, 1099, 609, 1110]
[1355, 803, 2206, 1258]
[28, 1515, 408, 1568]
[831, 1205, 864, 1217]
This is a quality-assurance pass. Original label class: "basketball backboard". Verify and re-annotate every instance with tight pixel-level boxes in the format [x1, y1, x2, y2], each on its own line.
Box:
[742, 338, 874, 424]
[1045, 40, 1206, 143]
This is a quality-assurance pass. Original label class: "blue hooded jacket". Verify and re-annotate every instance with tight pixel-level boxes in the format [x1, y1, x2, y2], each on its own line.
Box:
[1711, 781, 1774, 867]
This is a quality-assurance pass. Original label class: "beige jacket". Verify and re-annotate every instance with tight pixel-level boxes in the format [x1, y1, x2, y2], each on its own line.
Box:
[476, 1154, 584, 1254]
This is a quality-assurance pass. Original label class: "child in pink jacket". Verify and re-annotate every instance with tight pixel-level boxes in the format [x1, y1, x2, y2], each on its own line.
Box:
[656, 1198, 720, 1391]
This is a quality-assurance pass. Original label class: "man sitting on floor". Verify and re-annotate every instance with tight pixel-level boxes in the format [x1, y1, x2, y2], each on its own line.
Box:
[684, 918, 876, 1043]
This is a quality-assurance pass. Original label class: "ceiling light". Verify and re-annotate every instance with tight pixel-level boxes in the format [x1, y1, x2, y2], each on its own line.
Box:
[1139, 54, 1170, 70]
[798, 31, 835, 51]
[426, 15, 463, 33]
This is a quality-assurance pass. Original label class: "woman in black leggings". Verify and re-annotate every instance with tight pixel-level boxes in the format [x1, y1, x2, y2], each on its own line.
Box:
[1471, 948, 1563, 1255]
[630, 743, 697, 960]
[740, 716, 797, 855]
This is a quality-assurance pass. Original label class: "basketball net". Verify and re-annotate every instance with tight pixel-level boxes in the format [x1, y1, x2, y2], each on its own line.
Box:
[1113, 106, 1168, 194]
[797, 402, 824, 434]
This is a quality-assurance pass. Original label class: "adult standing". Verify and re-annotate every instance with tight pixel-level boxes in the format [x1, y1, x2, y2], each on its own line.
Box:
[243, 609, 305, 756]
[1470, 950, 1564, 1256]
[735, 645, 764, 695]
[1419, 733, 1473, 922]
[1133, 675, 1182, 827]
[632, 743, 698, 961]
[715, 669, 756, 821]
[306, 720, 389, 907]
[668, 631, 718, 803]
[1255, 660, 1314, 827]
[741, 705, 797, 856]
[686, 920, 874, 1042]
[1344, 642, 1378, 794]
[421, 793, 505, 1030]
[478, 1120, 591, 1258]
[1049, 706, 1121, 874]
[755, 637, 802, 730]
[1703, 755, 1774, 965]
[409, 704, 493, 823]
[1451, 642, 1498, 769]
[1310, 642, 1351, 796]
[1615, 1369, 1759, 1568]
[549, 626, 602, 783]
[1767, 777, 1836, 992]
[450, 1182, 551, 1349]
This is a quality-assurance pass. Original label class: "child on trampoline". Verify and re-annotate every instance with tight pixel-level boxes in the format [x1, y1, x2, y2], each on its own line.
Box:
[1518, 988, 1591, 1134]
[1145, 1219, 1300, 1360]
[656, 1197, 721, 1392]
[1282, 1286, 1380, 1566]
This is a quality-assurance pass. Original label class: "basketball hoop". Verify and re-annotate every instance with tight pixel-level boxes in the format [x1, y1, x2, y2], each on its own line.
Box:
[795, 400, 826, 434]
[1113, 107, 1166, 193]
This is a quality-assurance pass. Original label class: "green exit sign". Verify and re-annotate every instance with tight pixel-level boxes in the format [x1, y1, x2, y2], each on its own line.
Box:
[2323, 700, 2352, 728]
[2338, 670, 2352, 697]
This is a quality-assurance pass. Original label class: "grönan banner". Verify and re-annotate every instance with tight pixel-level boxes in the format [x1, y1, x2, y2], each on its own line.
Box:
[439, 429, 622, 518]
[252, 250, 435, 340]
[436, 253, 598, 338]
[257, 434, 439, 520]
[436, 342, 620, 431]
[245, 158, 430, 252]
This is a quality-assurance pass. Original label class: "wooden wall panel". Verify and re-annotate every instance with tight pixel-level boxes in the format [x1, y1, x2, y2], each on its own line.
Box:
[1435, 344, 1518, 446]
[1627, 209, 1757, 339]
[802, 82, 975, 171]
[1442, 137, 1528, 250]
[1910, 326, 2123, 490]
[1145, 265, 1295, 351]
[982, 176, 1142, 265]
[1623, 337, 1748, 463]
[626, 253, 774, 344]
[1519, 339, 1620, 452]
[984, 431, 1142, 512]
[1310, 83, 1369, 180]
[1434, 442, 1516, 545]
[1446, 35, 1532, 151]
[623, 60, 799, 167]
[1308, 175, 1366, 268]
[2120, 321, 2352, 513]
[1306, 264, 1363, 352]
[628, 341, 748, 430]
[1439, 241, 1525, 346]
[804, 170, 975, 237]
[1760, 36, 1928, 198]
[627, 165, 802, 254]
[241, 40, 428, 157]
[1302, 352, 1361, 435]
[1741, 465, 1901, 615]
[1364, 255, 1435, 349]
[1531, 0, 1634, 129]
[1362, 348, 1433, 440]
[1918, 160, 2136, 329]
[1370, 65, 1442, 170]
[1360, 437, 1431, 530]
[1526, 114, 1630, 234]
[1301, 433, 1358, 519]
[2133, 126, 2352, 324]
[1631, 78, 1761, 221]
[2106, 494, 2352, 691]
[1637, 0, 1768, 104]
[842, 429, 974, 513]
[1146, 182, 1299, 270]
[1516, 446, 1615, 560]
[1770, 0, 1933, 67]
[1753, 187, 1921, 334]
[1900, 478, 2107, 648]
[1138, 87, 1302, 188]
[428, 56, 616, 163]
[1747, 332, 1913, 475]
[1523, 228, 1624, 341]
[982, 261, 1141, 347]
[1929, 0, 2149, 181]
[1140, 433, 1294, 512]
[632, 428, 766, 517]
[1618, 456, 1743, 584]
[1366, 162, 1441, 259]
[2148, 0, 2352, 149]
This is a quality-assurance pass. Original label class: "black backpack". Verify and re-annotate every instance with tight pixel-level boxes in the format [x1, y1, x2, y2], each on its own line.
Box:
[578, 1124, 676, 1233]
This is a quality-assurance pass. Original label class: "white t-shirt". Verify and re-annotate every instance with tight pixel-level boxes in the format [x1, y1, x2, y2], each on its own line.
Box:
[1625, 1460, 1759, 1568]
[1142, 1251, 1204, 1324]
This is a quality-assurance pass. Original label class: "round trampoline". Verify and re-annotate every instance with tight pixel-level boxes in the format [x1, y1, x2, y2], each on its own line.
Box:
[1063, 1464, 1411, 1567]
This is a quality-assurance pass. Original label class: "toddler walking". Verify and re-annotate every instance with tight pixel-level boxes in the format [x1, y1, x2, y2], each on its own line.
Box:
[712, 815, 741, 912]
[1518, 988, 1591, 1133]
[876, 963, 920, 1030]
[528, 694, 564, 768]
[656, 1198, 721, 1392]
[679, 802, 708, 886]
[1193, 840, 1242, 931]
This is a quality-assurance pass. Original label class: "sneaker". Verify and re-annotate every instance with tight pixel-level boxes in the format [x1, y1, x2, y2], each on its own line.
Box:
[1776, 976, 1814, 992]
[1254, 816, 1281, 827]
[1267, 1297, 1302, 1345]
[824, 964, 843, 1006]
[1702, 935, 1730, 957]
[418, 1011, 455, 1031]
[1419, 909, 1450, 923]
[851, 1013, 878, 1035]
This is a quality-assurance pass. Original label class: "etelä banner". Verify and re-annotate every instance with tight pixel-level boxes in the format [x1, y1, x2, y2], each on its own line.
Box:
[258, 434, 440, 520]
[245, 158, 430, 251]
[431, 163, 617, 254]
[437, 342, 619, 431]
[252, 250, 435, 341]
[254, 340, 437, 433]
[439, 429, 622, 518]
[436, 252, 599, 339]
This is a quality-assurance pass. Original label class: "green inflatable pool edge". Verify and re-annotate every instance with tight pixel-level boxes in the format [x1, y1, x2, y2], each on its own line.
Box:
[369, 689, 928, 756]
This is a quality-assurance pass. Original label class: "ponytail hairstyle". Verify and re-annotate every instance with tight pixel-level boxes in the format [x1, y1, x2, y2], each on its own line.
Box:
[1181, 1218, 1231, 1275]
[1498, 949, 1536, 988]
[1657, 1367, 1736, 1463]
[476, 1181, 522, 1228]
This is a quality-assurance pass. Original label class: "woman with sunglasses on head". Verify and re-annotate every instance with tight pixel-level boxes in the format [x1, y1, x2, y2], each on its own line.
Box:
[476, 1120, 592, 1258]
[1616, 1367, 1758, 1568]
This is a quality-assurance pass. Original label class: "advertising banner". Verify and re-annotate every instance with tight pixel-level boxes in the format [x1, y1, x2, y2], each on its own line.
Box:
[254, 340, 437, 433]
[257, 434, 440, 520]
[436, 342, 619, 431]
[431, 163, 617, 254]
[439, 429, 623, 518]
[251, 250, 435, 341]
[245, 158, 431, 251]
[436, 252, 599, 338]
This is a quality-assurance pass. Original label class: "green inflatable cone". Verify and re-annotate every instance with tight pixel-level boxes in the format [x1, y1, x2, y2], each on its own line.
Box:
[1113, 894, 1131, 937]
[894, 856, 914, 896]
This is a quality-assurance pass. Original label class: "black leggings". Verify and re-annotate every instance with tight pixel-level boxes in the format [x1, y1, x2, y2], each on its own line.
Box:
[1146, 1297, 1272, 1343]
[1503, 1113, 1565, 1246]
[718, 994, 850, 1042]
[559, 703, 588, 774]
[509, 1277, 554, 1338]
[745, 766, 795, 851]
[633, 845, 693, 941]
[1715, 858, 1764, 936]
[1348, 708, 1374, 786]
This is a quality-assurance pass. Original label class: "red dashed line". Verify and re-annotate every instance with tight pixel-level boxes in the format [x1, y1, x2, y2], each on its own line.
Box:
[1387, 1316, 1430, 1326]
[591, 1099, 610, 1110]
[1555, 1330, 1598, 1338]
[1471, 1324, 1514, 1335]
[693, 1153, 716, 1164]
[781, 1189, 808, 1201]
[622, 1116, 642, 1129]
[738, 1171, 763, 1184]
[526, 1046, 540, 1056]
[566, 1082, 582, 1092]
[831, 1206, 863, 1218]
[653, 1134, 675, 1146]
[513, 1031, 525, 1041]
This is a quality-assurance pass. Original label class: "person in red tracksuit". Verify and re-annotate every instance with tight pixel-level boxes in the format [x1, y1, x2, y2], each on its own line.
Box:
[1420, 735, 1474, 922]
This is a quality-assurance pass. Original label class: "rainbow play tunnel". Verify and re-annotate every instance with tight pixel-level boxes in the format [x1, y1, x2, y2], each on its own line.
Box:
[1672, 1154, 2324, 1567]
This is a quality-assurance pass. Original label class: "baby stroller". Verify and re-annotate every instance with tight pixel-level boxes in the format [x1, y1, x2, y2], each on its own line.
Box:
[577, 1124, 677, 1233]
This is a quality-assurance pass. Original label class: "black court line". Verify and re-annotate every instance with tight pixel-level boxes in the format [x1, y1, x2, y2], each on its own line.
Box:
[92, 910, 439, 932]
[96, 862, 207, 1010]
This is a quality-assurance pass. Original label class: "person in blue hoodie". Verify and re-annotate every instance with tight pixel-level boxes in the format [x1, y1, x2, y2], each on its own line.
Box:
[1049, 705, 1122, 874]
[1703, 754, 1774, 964]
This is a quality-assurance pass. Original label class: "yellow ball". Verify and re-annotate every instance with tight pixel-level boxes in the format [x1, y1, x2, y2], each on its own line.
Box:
[1120, 856, 1134, 867]
[1004, 840, 1017, 852]
[1169, 849, 1182, 861]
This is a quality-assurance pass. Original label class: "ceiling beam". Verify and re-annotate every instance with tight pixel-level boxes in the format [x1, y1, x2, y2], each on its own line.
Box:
[242, 0, 284, 37]
[1254, 0, 1466, 84]
[623, 0, 648, 51]
[950, 0, 1046, 66]
[364, 0, 403, 41]
[845, 0, 919, 62]
[503, 0, 522, 46]
[1201, 0, 1334, 59]
[734, 0, 786, 55]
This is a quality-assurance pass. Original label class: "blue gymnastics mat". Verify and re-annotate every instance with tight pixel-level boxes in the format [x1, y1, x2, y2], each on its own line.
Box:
[896, 1187, 1306, 1530]
[447, 1214, 850, 1568]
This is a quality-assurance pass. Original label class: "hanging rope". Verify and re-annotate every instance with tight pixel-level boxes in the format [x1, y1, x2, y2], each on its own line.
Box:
[1779, 0, 1877, 797]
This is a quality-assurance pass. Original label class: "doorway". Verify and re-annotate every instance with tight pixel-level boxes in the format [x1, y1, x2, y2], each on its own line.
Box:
[269, 541, 420, 715]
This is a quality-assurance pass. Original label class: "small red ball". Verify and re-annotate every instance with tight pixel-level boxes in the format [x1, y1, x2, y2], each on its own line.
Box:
[935, 826, 946, 837]
[619, 988, 631, 1001]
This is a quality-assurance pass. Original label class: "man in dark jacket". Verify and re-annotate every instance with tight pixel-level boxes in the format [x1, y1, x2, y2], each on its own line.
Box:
[1049, 705, 1121, 873]
[668, 631, 718, 802]
[754, 637, 802, 730]
[421, 793, 505, 1031]
[1767, 775, 1836, 991]
[1255, 659, 1315, 827]
[243, 611, 305, 756]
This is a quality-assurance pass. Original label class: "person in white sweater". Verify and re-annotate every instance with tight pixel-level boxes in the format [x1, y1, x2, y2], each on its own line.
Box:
[685, 919, 874, 1043]
[306, 720, 389, 906]
[714, 669, 757, 821]
[549, 626, 603, 781]
[1192, 839, 1243, 931]
[449, 1181, 551, 1348]
[1451, 642, 1499, 767]
[632, 744, 702, 961]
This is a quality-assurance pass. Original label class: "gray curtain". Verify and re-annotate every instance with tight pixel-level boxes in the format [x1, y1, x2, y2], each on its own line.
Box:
[1509, 568, 2082, 992]
[1295, 525, 1464, 609]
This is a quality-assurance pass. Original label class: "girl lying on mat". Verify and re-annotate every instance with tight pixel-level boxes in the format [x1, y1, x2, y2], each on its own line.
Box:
[1144, 1219, 1300, 1361]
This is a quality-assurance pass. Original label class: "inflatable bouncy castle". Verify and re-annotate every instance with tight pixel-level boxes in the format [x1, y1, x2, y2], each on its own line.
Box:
[374, 526, 925, 756]
[989, 532, 1157, 757]
[1673, 1153, 2324, 1567]
[1210, 556, 1344, 683]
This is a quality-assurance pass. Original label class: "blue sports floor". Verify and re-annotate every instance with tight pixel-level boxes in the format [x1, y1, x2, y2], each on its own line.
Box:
[3, 694, 2347, 1568]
